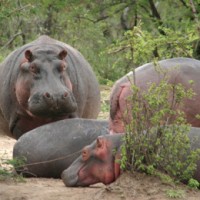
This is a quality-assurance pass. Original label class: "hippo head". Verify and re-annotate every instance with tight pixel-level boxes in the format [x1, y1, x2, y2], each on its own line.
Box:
[15, 48, 78, 119]
[61, 134, 123, 187]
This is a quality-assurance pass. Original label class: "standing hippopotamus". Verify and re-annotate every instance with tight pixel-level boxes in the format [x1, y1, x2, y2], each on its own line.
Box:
[13, 118, 109, 178]
[62, 127, 200, 187]
[109, 58, 200, 133]
[0, 35, 100, 139]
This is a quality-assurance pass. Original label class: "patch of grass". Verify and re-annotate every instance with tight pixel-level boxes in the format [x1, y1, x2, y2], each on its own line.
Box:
[188, 178, 200, 189]
[156, 171, 176, 186]
[98, 85, 111, 119]
[166, 189, 185, 199]
[0, 154, 26, 182]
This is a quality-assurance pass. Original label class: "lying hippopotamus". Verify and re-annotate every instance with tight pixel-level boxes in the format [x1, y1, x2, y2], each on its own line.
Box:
[13, 118, 108, 178]
[0, 35, 100, 139]
[62, 127, 200, 187]
[109, 58, 200, 133]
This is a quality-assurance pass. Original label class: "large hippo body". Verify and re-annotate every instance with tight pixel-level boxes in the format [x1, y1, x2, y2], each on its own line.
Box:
[0, 35, 100, 139]
[62, 127, 200, 187]
[109, 58, 200, 133]
[13, 118, 109, 178]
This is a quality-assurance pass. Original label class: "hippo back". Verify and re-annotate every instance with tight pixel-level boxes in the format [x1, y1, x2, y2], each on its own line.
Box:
[13, 118, 109, 178]
[109, 58, 200, 133]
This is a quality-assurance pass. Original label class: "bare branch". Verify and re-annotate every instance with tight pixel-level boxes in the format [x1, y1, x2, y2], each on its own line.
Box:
[5, 4, 32, 18]
[77, 2, 136, 24]
[148, 0, 166, 35]
[0, 32, 23, 50]
[179, 0, 189, 8]
[189, 0, 200, 37]
[108, 45, 131, 54]
[189, 0, 199, 18]
[148, 0, 161, 20]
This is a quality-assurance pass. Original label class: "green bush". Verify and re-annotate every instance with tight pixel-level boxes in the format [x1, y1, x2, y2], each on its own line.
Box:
[0, 155, 26, 181]
[108, 22, 197, 72]
[120, 64, 200, 184]
[188, 178, 200, 189]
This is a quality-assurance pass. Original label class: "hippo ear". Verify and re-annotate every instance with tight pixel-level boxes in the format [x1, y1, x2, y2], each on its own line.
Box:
[25, 50, 33, 62]
[58, 50, 67, 60]
[96, 137, 105, 149]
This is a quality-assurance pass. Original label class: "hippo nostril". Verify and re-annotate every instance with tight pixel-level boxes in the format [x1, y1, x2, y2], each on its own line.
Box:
[82, 150, 87, 156]
[82, 149, 89, 161]
[63, 92, 68, 98]
[44, 92, 51, 99]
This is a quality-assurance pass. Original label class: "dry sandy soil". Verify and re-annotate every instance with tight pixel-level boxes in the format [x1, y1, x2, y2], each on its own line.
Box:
[1, 128, 200, 199]
[1, 87, 200, 200]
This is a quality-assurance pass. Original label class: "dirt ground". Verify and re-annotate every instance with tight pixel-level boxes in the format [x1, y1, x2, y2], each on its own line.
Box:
[1, 131, 200, 200]
[1, 87, 200, 200]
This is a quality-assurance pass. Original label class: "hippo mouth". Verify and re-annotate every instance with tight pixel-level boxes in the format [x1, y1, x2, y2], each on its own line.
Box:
[76, 165, 101, 186]
[62, 165, 100, 187]
[62, 158, 117, 187]
[26, 108, 77, 119]
[61, 158, 97, 187]
[27, 91, 78, 118]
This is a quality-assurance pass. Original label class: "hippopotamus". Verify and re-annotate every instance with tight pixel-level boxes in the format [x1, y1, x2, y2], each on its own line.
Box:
[109, 58, 200, 133]
[62, 134, 122, 186]
[13, 118, 109, 178]
[62, 127, 200, 187]
[0, 35, 100, 139]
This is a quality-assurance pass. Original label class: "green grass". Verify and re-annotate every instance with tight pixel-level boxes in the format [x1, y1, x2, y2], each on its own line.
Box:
[166, 189, 185, 199]
[98, 85, 111, 120]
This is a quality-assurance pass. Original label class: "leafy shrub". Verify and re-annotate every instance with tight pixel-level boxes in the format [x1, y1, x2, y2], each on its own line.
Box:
[108, 22, 197, 73]
[0, 154, 26, 181]
[188, 178, 200, 189]
[120, 64, 200, 184]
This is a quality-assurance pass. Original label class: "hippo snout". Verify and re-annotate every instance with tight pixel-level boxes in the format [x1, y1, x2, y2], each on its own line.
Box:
[61, 168, 79, 187]
[42, 91, 69, 108]
[43, 91, 68, 101]
[28, 90, 78, 117]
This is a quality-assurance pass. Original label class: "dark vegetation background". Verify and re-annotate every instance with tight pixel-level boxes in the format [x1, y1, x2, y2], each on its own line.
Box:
[0, 0, 200, 84]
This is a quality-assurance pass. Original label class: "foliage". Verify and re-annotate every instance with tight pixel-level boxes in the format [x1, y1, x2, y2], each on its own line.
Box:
[97, 87, 110, 120]
[0, 1, 200, 83]
[155, 171, 175, 185]
[166, 189, 185, 199]
[0, 154, 26, 181]
[120, 65, 200, 183]
[188, 178, 200, 189]
[108, 22, 197, 70]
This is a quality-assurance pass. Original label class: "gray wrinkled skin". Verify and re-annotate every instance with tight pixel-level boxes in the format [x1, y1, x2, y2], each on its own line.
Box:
[62, 127, 200, 187]
[109, 58, 200, 133]
[0, 35, 100, 139]
[13, 118, 109, 178]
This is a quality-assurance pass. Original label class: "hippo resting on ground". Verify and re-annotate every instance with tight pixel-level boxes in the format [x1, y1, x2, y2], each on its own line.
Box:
[0, 35, 100, 139]
[62, 127, 200, 187]
[13, 118, 108, 178]
[109, 58, 200, 134]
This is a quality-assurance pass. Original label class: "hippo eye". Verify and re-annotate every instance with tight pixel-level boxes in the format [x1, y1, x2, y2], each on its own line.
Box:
[58, 63, 66, 72]
[30, 64, 39, 74]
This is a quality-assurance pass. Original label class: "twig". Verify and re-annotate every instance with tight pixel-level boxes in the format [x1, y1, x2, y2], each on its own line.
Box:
[5, 4, 32, 18]
[189, 0, 200, 37]
[0, 32, 23, 50]
[108, 45, 130, 54]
